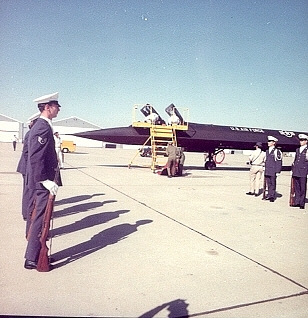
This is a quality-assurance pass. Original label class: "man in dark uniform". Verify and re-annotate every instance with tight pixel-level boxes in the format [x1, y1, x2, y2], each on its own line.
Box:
[177, 147, 185, 176]
[17, 112, 40, 221]
[24, 92, 61, 270]
[264, 136, 282, 202]
[291, 134, 308, 209]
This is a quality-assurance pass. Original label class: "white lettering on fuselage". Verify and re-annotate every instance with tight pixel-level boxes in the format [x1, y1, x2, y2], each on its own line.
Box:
[230, 127, 265, 133]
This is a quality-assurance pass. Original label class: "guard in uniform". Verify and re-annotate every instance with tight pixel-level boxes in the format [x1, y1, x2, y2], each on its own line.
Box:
[24, 92, 61, 270]
[291, 134, 308, 209]
[264, 136, 282, 202]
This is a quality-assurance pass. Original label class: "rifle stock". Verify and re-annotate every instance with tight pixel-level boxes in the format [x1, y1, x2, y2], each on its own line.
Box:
[289, 177, 295, 207]
[36, 194, 55, 272]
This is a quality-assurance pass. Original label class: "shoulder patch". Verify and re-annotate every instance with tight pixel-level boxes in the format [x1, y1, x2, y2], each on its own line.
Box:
[38, 136, 47, 145]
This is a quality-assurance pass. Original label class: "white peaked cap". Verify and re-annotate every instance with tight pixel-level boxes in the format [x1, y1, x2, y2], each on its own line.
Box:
[33, 92, 59, 104]
[27, 111, 41, 124]
[299, 134, 308, 140]
[268, 135, 278, 142]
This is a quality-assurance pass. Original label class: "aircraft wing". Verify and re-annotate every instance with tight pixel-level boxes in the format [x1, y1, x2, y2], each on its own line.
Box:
[73, 123, 304, 153]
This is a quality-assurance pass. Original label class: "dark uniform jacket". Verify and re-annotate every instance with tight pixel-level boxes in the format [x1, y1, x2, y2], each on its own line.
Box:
[26, 118, 59, 190]
[16, 130, 30, 175]
[292, 147, 308, 177]
[265, 148, 282, 176]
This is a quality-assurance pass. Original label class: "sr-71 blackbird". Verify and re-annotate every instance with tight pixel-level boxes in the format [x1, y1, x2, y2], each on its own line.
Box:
[73, 104, 306, 169]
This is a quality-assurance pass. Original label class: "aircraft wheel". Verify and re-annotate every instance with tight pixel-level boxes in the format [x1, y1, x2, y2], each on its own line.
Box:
[204, 161, 216, 170]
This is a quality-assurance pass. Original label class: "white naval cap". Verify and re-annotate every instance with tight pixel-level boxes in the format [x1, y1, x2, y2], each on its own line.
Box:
[27, 111, 41, 124]
[33, 92, 60, 105]
[299, 134, 308, 140]
[268, 135, 278, 142]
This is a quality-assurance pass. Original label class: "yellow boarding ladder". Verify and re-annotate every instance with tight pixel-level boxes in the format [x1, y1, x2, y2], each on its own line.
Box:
[150, 125, 177, 171]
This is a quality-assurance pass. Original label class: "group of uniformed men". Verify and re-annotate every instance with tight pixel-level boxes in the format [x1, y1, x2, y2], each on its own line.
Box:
[247, 134, 308, 208]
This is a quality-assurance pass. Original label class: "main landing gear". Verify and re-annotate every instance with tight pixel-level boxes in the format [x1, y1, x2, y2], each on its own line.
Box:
[204, 149, 225, 170]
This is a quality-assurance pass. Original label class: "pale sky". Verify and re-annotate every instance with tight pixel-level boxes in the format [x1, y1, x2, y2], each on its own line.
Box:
[1, 0, 307, 131]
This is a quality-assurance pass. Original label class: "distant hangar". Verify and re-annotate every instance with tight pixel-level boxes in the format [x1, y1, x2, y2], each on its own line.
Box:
[0, 114, 106, 148]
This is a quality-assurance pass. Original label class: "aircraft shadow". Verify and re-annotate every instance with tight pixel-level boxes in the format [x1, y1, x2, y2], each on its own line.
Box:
[51, 209, 129, 237]
[51, 220, 153, 270]
[139, 299, 189, 318]
[55, 193, 105, 206]
[53, 200, 117, 218]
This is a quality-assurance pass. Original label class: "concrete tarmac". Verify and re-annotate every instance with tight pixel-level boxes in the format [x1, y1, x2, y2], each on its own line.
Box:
[0, 142, 307, 317]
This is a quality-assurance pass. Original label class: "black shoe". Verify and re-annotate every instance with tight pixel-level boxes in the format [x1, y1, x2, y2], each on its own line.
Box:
[246, 192, 254, 195]
[300, 206, 305, 209]
[292, 204, 300, 207]
[269, 198, 275, 202]
[24, 259, 37, 270]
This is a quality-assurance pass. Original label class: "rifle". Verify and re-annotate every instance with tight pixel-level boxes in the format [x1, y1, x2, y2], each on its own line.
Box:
[36, 166, 60, 272]
[289, 176, 295, 207]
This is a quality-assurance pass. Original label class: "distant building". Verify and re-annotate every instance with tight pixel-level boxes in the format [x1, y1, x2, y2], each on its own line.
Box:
[0, 114, 23, 142]
[53, 116, 103, 148]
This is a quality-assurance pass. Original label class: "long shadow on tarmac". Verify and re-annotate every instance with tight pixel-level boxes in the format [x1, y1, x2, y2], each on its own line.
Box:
[51, 210, 129, 237]
[55, 193, 105, 205]
[139, 299, 189, 318]
[51, 219, 153, 270]
[53, 200, 117, 218]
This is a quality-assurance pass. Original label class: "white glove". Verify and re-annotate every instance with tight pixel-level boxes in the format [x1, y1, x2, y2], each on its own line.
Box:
[41, 180, 58, 195]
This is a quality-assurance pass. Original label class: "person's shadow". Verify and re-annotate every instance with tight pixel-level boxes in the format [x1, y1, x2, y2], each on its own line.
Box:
[55, 193, 105, 206]
[50, 209, 129, 237]
[139, 299, 189, 318]
[51, 219, 153, 270]
[53, 200, 117, 218]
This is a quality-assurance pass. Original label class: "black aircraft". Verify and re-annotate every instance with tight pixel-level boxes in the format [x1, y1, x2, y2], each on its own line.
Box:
[73, 104, 306, 169]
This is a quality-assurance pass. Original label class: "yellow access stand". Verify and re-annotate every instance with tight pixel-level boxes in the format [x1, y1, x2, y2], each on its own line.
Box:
[150, 125, 177, 171]
[129, 104, 189, 172]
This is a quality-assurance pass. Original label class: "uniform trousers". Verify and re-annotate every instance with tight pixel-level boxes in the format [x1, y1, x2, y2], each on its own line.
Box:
[21, 175, 30, 220]
[293, 176, 307, 207]
[265, 175, 276, 199]
[177, 163, 184, 176]
[167, 157, 177, 176]
[249, 165, 263, 194]
[25, 188, 36, 237]
[55, 147, 64, 168]
[25, 189, 49, 262]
